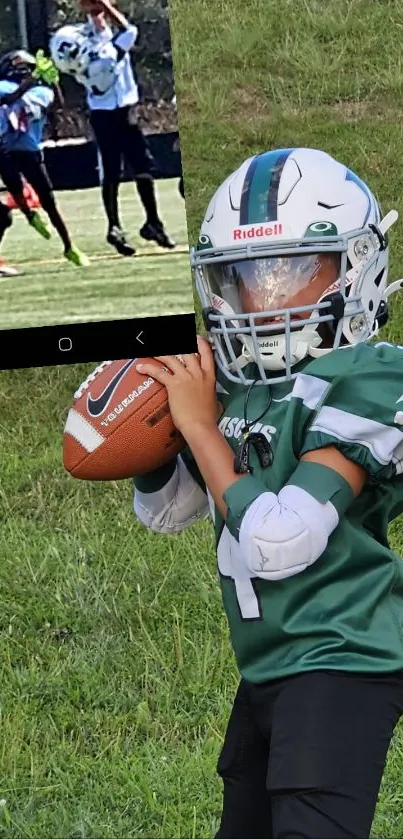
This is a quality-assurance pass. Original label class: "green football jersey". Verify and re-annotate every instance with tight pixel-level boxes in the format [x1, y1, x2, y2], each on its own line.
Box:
[202, 340, 403, 683]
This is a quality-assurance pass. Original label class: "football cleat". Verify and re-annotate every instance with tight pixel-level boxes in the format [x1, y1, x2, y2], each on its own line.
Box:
[140, 221, 175, 250]
[64, 245, 90, 267]
[28, 211, 51, 240]
[107, 226, 136, 257]
[0, 258, 20, 276]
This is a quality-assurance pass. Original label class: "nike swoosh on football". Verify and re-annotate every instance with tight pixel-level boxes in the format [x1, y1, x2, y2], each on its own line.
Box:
[87, 359, 136, 417]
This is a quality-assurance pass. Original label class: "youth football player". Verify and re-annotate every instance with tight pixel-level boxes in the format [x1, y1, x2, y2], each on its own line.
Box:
[0, 50, 89, 267]
[0, 66, 51, 253]
[131, 148, 403, 838]
[52, 0, 174, 257]
[0, 57, 54, 277]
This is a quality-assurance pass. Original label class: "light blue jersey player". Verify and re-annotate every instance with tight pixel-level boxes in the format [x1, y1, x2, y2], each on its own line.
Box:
[0, 78, 51, 273]
[0, 79, 54, 154]
[0, 51, 89, 267]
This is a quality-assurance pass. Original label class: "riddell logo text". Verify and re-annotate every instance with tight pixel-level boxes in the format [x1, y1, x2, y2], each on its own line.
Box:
[233, 223, 283, 240]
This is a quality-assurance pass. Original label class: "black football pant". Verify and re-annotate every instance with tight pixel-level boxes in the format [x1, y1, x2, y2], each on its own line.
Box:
[9, 150, 71, 251]
[0, 148, 53, 211]
[90, 106, 160, 231]
[216, 670, 403, 839]
[0, 199, 12, 245]
[0, 146, 25, 206]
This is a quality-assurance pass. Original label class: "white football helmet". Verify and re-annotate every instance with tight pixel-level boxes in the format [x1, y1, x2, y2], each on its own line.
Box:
[50, 25, 88, 75]
[191, 147, 401, 385]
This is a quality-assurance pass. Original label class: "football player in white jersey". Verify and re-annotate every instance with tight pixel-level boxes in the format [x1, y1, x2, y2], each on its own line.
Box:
[51, 0, 175, 257]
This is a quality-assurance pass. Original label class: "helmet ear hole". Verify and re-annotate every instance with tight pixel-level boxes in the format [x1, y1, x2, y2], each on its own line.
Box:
[375, 300, 389, 328]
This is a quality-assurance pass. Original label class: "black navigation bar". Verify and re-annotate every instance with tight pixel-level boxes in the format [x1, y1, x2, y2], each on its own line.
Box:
[0, 314, 198, 370]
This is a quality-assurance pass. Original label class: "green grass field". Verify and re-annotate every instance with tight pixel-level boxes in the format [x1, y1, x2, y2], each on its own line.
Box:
[3, 0, 403, 835]
[0, 179, 193, 329]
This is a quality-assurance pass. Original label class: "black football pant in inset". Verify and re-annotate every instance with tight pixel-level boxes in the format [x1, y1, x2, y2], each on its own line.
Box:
[90, 106, 160, 231]
[0, 199, 12, 245]
[215, 670, 403, 839]
[0, 147, 26, 213]
[8, 150, 72, 251]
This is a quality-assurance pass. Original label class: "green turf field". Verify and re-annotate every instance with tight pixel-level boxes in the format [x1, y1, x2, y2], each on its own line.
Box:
[2, 0, 403, 835]
[0, 179, 193, 329]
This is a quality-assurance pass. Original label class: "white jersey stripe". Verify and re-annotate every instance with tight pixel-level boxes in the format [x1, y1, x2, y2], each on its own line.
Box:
[291, 373, 329, 409]
[310, 405, 403, 466]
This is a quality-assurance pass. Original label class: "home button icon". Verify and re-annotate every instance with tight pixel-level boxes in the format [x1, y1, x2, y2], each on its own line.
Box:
[59, 337, 73, 352]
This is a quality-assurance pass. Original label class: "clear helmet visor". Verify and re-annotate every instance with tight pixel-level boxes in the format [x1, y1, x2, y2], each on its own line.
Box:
[197, 250, 352, 383]
[203, 251, 341, 326]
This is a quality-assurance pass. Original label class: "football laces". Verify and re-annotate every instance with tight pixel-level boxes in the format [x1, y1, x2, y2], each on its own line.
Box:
[74, 360, 114, 399]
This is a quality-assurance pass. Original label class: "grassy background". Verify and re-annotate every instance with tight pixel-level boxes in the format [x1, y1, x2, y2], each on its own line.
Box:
[2, 0, 403, 835]
[0, 180, 192, 330]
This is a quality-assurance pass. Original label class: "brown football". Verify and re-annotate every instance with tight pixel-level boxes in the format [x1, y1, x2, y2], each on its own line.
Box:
[63, 358, 185, 480]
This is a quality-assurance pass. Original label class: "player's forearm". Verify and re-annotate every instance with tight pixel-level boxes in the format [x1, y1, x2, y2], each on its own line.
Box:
[182, 424, 244, 519]
[100, 0, 129, 30]
[0, 76, 35, 106]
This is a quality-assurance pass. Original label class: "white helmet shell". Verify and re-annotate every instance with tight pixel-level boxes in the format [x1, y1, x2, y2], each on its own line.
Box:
[50, 24, 88, 75]
[192, 148, 399, 385]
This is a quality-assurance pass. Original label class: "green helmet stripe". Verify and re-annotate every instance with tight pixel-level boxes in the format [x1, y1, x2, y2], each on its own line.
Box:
[240, 148, 294, 224]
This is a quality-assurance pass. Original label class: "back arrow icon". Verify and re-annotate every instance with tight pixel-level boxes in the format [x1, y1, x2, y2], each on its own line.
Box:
[136, 331, 144, 345]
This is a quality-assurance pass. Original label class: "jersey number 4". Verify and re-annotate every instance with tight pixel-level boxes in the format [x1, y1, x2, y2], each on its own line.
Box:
[217, 530, 262, 620]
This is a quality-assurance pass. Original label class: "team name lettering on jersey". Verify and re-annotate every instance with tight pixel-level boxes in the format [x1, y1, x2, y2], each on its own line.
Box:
[219, 415, 276, 443]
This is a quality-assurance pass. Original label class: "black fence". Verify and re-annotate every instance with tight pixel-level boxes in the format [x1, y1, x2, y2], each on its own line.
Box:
[42, 132, 181, 190]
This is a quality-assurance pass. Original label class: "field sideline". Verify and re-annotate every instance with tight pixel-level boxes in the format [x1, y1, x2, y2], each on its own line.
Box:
[2, 0, 403, 836]
[0, 179, 193, 330]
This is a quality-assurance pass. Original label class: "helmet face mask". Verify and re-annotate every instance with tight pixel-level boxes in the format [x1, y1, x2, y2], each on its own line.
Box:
[192, 148, 400, 385]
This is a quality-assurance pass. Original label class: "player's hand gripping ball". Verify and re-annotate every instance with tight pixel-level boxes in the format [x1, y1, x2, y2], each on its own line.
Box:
[63, 358, 186, 480]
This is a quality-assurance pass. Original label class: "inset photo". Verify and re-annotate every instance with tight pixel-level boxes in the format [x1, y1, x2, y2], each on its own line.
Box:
[0, 0, 192, 333]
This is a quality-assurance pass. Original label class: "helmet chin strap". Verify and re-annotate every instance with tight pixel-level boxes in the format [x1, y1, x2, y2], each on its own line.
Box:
[239, 323, 321, 371]
[383, 278, 403, 300]
[378, 210, 399, 237]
